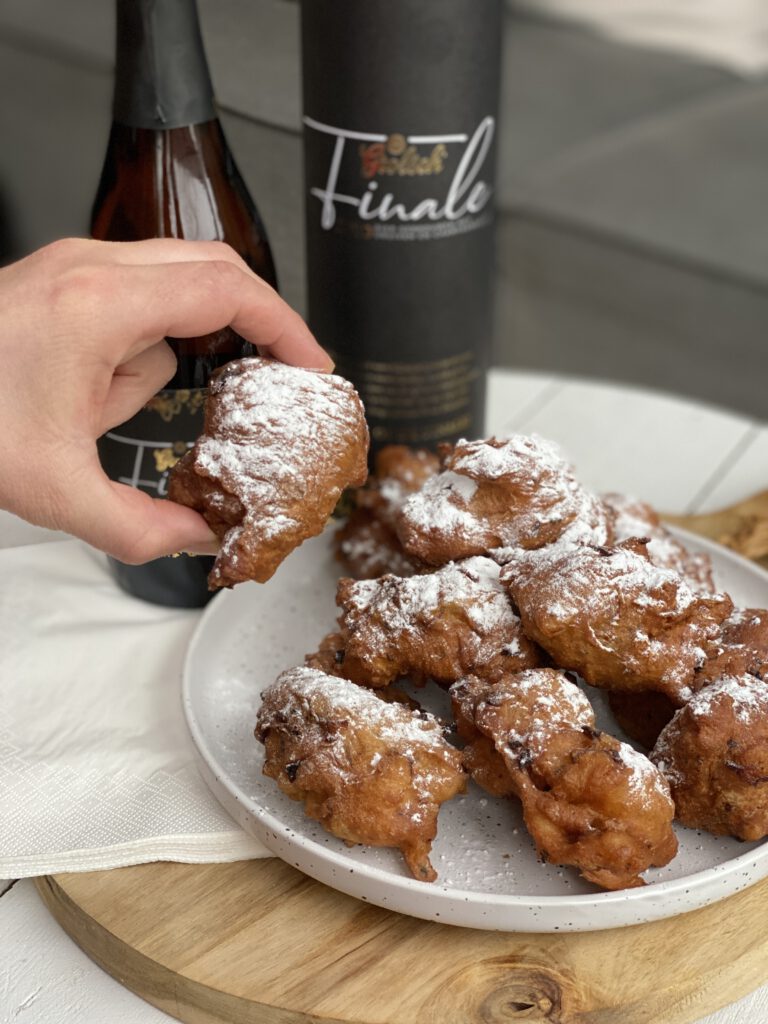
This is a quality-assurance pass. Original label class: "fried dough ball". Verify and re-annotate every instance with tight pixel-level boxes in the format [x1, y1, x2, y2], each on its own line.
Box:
[396, 436, 612, 566]
[502, 539, 733, 704]
[652, 675, 768, 840]
[255, 667, 466, 881]
[603, 492, 715, 593]
[334, 556, 545, 689]
[695, 608, 768, 688]
[357, 446, 441, 528]
[304, 631, 347, 675]
[453, 671, 678, 890]
[451, 676, 516, 798]
[169, 358, 368, 588]
[334, 510, 423, 580]
[607, 691, 678, 751]
[334, 446, 438, 579]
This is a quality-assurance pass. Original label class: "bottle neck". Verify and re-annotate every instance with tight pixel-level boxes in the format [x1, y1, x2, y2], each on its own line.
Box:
[113, 0, 216, 130]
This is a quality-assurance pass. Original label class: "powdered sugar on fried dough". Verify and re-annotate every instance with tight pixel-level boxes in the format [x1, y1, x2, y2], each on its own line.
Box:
[502, 539, 732, 701]
[337, 557, 543, 687]
[169, 358, 368, 588]
[397, 435, 611, 565]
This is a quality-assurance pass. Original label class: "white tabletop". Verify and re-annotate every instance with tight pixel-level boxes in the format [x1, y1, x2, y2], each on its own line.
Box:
[1, 368, 767, 1024]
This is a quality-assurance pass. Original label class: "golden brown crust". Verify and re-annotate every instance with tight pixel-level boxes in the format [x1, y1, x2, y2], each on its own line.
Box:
[652, 674, 768, 840]
[450, 679, 515, 797]
[334, 509, 424, 580]
[603, 492, 716, 593]
[396, 436, 613, 566]
[454, 671, 678, 890]
[334, 557, 545, 689]
[255, 667, 466, 881]
[334, 446, 438, 579]
[304, 632, 347, 675]
[356, 446, 441, 528]
[502, 539, 733, 704]
[695, 608, 768, 688]
[169, 358, 369, 589]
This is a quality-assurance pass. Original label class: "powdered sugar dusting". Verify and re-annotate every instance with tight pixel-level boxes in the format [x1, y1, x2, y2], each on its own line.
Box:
[196, 360, 361, 504]
[653, 674, 768, 788]
[503, 540, 731, 697]
[689, 674, 768, 724]
[481, 669, 595, 753]
[345, 556, 518, 637]
[183, 358, 367, 584]
[338, 526, 416, 578]
[451, 434, 566, 482]
[725, 608, 764, 629]
[398, 434, 610, 559]
[258, 666, 456, 797]
[398, 471, 483, 539]
[507, 541, 700, 622]
[605, 492, 715, 592]
[616, 740, 674, 807]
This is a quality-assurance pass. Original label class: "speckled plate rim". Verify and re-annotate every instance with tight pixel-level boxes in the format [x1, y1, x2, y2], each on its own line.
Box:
[183, 527, 768, 933]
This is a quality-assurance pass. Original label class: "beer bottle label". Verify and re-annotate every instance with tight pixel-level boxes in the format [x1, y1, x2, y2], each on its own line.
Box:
[97, 388, 206, 497]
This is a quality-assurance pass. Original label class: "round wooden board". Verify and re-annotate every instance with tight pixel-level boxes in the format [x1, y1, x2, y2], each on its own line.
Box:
[36, 858, 768, 1024]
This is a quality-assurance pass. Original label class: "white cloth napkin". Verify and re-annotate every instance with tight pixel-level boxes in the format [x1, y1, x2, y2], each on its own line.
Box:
[0, 534, 268, 877]
[510, 0, 768, 76]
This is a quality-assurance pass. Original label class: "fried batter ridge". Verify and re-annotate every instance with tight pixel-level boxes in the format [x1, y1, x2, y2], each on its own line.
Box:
[695, 607, 768, 688]
[396, 436, 612, 566]
[331, 556, 544, 689]
[169, 358, 369, 588]
[603, 492, 715, 593]
[255, 667, 466, 880]
[652, 674, 768, 840]
[502, 539, 732, 704]
[453, 670, 678, 890]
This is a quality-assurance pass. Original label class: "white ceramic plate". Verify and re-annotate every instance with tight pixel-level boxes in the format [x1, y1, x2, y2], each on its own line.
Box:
[183, 526, 768, 933]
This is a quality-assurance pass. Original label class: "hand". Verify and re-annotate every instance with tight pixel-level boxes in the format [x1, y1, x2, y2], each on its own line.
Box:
[0, 237, 333, 562]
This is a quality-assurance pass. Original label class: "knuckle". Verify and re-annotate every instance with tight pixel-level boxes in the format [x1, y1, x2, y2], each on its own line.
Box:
[36, 237, 88, 266]
[200, 258, 245, 292]
[203, 240, 240, 262]
[47, 263, 118, 321]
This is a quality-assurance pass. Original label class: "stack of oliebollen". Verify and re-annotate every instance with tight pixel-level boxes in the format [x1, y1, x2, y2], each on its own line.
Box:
[255, 435, 768, 889]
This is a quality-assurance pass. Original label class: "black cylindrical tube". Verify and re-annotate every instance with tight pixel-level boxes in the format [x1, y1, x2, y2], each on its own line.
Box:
[301, 1, 502, 457]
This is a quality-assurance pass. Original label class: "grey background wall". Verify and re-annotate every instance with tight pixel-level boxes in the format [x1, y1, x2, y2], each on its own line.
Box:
[0, 0, 765, 420]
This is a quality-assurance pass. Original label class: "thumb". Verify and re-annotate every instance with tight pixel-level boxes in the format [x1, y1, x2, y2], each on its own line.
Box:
[57, 464, 219, 563]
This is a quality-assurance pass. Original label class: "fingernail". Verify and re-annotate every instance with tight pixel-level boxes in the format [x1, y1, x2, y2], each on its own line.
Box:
[308, 351, 335, 374]
[184, 541, 220, 557]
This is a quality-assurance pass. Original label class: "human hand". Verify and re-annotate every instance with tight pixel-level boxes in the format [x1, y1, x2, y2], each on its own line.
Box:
[0, 237, 332, 562]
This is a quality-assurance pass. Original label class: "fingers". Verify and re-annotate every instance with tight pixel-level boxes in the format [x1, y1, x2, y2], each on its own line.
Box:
[29, 237, 250, 274]
[96, 259, 333, 370]
[34, 238, 334, 371]
[86, 237, 256, 276]
[99, 341, 178, 434]
[56, 464, 220, 562]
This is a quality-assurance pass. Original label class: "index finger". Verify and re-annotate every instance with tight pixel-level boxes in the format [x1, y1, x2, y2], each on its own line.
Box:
[91, 258, 333, 371]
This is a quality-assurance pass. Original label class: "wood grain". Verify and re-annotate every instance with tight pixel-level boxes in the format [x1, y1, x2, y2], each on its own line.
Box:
[36, 859, 768, 1024]
[666, 491, 768, 562]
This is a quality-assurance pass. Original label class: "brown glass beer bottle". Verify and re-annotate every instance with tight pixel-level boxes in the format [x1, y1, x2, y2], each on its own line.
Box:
[92, 0, 277, 607]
